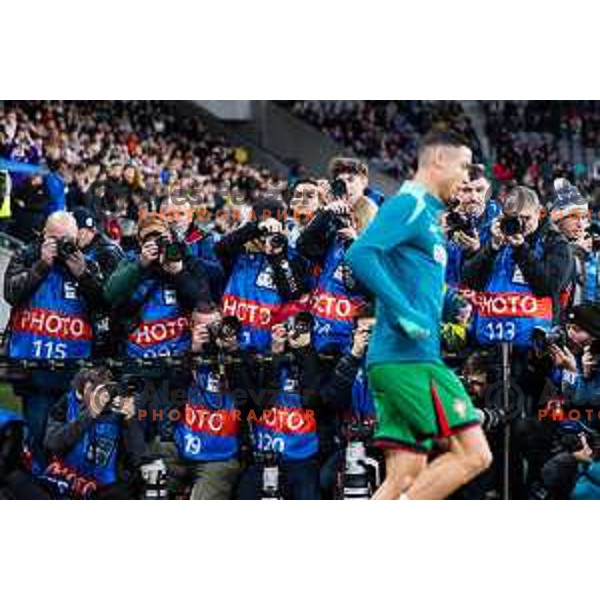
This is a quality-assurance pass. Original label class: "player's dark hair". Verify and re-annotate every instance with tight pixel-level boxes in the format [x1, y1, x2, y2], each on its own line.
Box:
[418, 130, 469, 162]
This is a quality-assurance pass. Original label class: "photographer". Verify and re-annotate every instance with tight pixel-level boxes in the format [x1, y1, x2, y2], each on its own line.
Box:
[463, 186, 574, 347]
[104, 213, 212, 449]
[104, 213, 212, 358]
[450, 351, 504, 499]
[73, 207, 124, 355]
[160, 195, 225, 304]
[43, 367, 146, 499]
[535, 416, 600, 500]
[215, 196, 311, 354]
[4, 211, 105, 469]
[169, 310, 255, 499]
[286, 178, 324, 249]
[444, 168, 497, 286]
[550, 179, 600, 306]
[548, 304, 600, 423]
[236, 312, 322, 499]
[317, 312, 379, 499]
[296, 158, 378, 354]
[511, 304, 600, 498]
[73, 207, 123, 280]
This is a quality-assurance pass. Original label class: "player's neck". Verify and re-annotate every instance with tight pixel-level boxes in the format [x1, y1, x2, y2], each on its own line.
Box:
[412, 169, 443, 202]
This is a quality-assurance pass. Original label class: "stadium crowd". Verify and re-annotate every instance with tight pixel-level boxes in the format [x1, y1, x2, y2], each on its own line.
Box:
[281, 101, 482, 181]
[1, 101, 600, 500]
[482, 101, 600, 201]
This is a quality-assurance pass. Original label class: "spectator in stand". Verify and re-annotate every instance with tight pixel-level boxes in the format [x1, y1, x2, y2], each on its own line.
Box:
[0, 101, 285, 248]
[283, 101, 481, 181]
[549, 179, 600, 307]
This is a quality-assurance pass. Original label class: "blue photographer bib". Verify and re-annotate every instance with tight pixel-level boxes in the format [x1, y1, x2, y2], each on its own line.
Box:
[252, 361, 318, 461]
[470, 241, 553, 347]
[126, 277, 190, 358]
[8, 267, 93, 359]
[310, 240, 366, 353]
[175, 364, 239, 462]
[63, 391, 120, 486]
[222, 252, 285, 353]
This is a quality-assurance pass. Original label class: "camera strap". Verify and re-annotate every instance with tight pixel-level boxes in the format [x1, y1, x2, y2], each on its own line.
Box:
[123, 278, 163, 338]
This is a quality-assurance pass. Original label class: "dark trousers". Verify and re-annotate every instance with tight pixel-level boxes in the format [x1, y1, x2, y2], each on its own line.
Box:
[20, 388, 61, 473]
[319, 449, 343, 499]
[15, 371, 71, 473]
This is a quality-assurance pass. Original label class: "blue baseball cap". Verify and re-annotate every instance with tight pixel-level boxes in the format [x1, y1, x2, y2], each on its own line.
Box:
[72, 207, 98, 230]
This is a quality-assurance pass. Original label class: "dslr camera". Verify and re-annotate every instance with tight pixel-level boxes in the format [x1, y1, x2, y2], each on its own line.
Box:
[155, 234, 184, 263]
[446, 211, 477, 239]
[500, 215, 523, 236]
[329, 177, 354, 231]
[206, 316, 241, 349]
[261, 230, 287, 251]
[330, 177, 347, 200]
[555, 422, 600, 458]
[476, 406, 507, 431]
[532, 326, 568, 356]
[101, 376, 138, 414]
[56, 237, 78, 261]
[285, 311, 313, 339]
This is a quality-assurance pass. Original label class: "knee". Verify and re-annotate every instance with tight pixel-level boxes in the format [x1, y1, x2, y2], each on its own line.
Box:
[383, 471, 415, 497]
[464, 443, 493, 477]
[383, 475, 403, 495]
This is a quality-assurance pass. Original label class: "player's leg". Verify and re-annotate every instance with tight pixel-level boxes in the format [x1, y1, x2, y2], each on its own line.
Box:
[403, 364, 492, 500]
[368, 364, 432, 499]
[404, 426, 492, 500]
[372, 448, 426, 500]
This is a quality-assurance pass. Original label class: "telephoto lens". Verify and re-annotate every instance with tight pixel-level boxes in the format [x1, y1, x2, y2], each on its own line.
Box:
[532, 326, 567, 356]
[341, 423, 381, 499]
[140, 458, 168, 499]
[261, 451, 281, 500]
[475, 407, 506, 431]
[343, 439, 372, 499]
